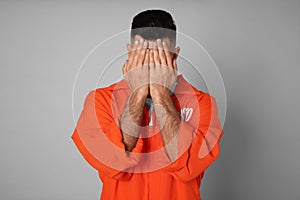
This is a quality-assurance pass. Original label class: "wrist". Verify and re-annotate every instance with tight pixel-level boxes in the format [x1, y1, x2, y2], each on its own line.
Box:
[133, 86, 149, 99]
[151, 91, 170, 104]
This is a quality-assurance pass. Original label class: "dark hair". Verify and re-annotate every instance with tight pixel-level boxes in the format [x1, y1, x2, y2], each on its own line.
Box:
[130, 9, 176, 44]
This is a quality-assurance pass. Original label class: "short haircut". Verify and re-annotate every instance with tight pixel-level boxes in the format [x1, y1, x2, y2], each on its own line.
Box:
[130, 9, 176, 45]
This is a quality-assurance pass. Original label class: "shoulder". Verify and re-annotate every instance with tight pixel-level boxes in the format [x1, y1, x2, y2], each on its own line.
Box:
[84, 82, 119, 106]
[180, 77, 215, 103]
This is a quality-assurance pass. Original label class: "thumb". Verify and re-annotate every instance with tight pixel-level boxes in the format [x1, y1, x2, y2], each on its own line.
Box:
[122, 60, 128, 75]
[126, 43, 132, 56]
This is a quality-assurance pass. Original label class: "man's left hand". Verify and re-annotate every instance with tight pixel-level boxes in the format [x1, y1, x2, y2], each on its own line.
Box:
[149, 39, 178, 100]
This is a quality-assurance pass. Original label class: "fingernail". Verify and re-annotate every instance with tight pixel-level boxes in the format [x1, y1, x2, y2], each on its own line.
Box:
[140, 38, 144, 43]
[135, 40, 139, 45]
[162, 41, 166, 46]
[153, 42, 157, 47]
[157, 39, 161, 43]
[144, 41, 148, 47]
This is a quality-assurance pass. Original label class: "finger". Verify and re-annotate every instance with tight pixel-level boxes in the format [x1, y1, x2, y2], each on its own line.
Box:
[122, 60, 128, 74]
[157, 39, 167, 66]
[133, 38, 144, 67]
[148, 41, 153, 50]
[127, 40, 139, 70]
[173, 58, 178, 72]
[137, 40, 147, 67]
[149, 49, 154, 69]
[143, 48, 149, 67]
[125, 44, 131, 74]
[126, 43, 131, 56]
[163, 41, 173, 68]
[153, 41, 160, 65]
[132, 39, 139, 51]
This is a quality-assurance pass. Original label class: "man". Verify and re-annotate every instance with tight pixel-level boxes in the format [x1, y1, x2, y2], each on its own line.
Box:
[71, 9, 224, 200]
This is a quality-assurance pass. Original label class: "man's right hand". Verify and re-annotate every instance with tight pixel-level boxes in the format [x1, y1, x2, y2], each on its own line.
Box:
[120, 38, 150, 152]
[122, 38, 149, 98]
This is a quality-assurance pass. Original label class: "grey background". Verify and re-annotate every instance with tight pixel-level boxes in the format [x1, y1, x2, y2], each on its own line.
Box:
[0, 0, 299, 200]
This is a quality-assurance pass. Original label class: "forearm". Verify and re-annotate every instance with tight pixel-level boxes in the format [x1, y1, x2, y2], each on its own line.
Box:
[120, 90, 147, 152]
[152, 94, 181, 161]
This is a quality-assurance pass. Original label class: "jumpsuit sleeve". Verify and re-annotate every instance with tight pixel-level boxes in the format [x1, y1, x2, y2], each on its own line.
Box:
[163, 94, 224, 182]
[71, 90, 143, 181]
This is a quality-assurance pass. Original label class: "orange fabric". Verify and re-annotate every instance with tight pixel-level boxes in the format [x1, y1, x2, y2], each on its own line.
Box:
[71, 74, 224, 200]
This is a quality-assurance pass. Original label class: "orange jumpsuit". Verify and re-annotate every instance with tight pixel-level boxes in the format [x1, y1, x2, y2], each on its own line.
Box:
[71, 74, 224, 200]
